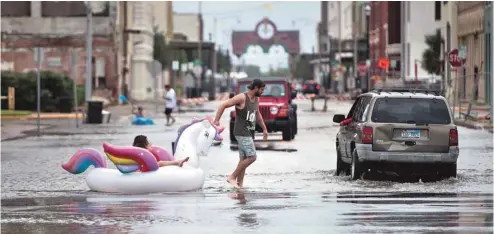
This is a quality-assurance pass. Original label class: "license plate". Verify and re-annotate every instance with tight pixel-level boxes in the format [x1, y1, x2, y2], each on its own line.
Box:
[401, 129, 420, 138]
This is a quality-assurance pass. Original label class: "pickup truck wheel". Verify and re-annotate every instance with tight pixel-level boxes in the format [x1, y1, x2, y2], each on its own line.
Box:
[229, 121, 236, 142]
[282, 125, 292, 141]
[350, 150, 364, 180]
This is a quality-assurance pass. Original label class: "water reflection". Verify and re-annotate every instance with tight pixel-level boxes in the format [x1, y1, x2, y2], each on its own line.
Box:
[333, 192, 493, 231]
[236, 213, 259, 228]
[229, 192, 247, 205]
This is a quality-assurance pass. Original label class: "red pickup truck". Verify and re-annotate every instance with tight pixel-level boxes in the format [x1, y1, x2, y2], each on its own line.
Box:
[229, 77, 298, 142]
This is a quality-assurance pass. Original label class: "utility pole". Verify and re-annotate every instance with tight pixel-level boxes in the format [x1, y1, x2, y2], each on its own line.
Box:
[353, 2, 358, 90]
[71, 50, 79, 128]
[400, 1, 406, 81]
[85, 1, 93, 102]
[36, 47, 42, 136]
[210, 17, 218, 101]
[337, 1, 342, 93]
[197, 2, 202, 95]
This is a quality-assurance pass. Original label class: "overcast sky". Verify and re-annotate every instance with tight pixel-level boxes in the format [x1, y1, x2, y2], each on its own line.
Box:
[173, 1, 320, 72]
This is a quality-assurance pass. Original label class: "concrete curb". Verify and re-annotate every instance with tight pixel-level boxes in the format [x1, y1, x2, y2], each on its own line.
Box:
[455, 119, 493, 133]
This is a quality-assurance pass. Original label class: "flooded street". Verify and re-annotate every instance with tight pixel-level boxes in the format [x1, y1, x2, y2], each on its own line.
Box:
[2, 99, 493, 233]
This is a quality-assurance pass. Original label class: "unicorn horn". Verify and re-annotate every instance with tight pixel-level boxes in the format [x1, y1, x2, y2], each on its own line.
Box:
[217, 126, 225, 133]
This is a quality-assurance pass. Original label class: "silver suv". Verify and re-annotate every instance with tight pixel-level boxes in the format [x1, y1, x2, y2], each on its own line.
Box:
[333, 89, 459, 180]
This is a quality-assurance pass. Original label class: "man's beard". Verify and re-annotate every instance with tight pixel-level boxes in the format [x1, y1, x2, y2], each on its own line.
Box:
[254, 91, 261, 97]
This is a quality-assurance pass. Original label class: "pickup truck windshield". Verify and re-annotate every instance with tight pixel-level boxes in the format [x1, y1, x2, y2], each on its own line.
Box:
[239, 83, 286, 97]
[371, 97, 451, 124]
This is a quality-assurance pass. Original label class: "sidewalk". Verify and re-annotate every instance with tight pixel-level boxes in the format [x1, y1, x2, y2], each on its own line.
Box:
[455, 118, 493, 133]
[1, 112, 85, 120]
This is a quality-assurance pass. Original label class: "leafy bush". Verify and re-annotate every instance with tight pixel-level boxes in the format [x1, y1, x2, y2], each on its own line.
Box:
[1, 71, 86, 112]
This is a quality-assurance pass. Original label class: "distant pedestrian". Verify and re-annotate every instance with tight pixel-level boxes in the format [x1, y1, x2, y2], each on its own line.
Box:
[164, 85, 177, 126]
[133, 106, 144, 118]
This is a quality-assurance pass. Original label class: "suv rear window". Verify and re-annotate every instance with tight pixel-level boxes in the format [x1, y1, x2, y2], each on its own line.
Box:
[371, 97, 451, 124]
[239, 83, 286, 97]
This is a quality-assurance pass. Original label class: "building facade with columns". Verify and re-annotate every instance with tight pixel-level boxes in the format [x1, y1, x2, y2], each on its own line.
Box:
[455, 1, 487, 103]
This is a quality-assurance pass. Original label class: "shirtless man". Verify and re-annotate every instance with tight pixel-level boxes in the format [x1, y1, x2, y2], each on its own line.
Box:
[213, 79, 268, 189]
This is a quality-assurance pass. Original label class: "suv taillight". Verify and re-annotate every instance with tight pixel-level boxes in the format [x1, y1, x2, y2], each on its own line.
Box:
[361, 127, 373, 144]
[449, 129, 458, 146]
[303, 84, 307, 89]
[316, 85, 320, 90]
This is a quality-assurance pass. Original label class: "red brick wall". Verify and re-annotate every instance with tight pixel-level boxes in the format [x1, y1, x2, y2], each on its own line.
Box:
[369, 1, 388, 76]
[1, 37, 117, 94]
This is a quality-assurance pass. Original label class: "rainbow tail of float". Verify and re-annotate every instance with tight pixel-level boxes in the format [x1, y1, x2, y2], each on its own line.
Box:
[62, 148, 108, 174]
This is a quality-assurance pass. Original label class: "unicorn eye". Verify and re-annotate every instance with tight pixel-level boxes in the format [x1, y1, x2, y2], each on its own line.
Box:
[204, 131, 209, 138]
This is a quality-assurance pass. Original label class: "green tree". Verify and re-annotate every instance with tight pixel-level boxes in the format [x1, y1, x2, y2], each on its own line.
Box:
[216, 49, 232, 73]
[242, 65, 262, 77]
[153, 26, 170, 69]
[422, 29, 443, 75]
[294, 55, 313, 80]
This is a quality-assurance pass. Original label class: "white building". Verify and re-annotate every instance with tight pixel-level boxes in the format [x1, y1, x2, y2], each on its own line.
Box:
[173, 13, 202, 42]
[403, 1, 442, 81]
[327, 1, 353, 41]
[128, 1, 155, 101]
[440, 1, 459, 104]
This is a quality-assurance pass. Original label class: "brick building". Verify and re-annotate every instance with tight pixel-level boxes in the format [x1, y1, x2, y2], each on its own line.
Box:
[368, 1, 389, 78]
[1, 1, 118, 98]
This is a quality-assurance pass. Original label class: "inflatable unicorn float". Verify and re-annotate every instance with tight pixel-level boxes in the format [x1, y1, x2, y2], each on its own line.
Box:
[62, 116, 224, 194]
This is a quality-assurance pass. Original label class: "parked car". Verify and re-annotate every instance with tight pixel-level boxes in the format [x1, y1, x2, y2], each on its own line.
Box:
[230, 77, 298, 142]
[302, 80, 320, 95]
[333, 88, 459, 180]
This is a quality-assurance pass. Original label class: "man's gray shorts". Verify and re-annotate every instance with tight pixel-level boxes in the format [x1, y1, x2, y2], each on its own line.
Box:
[235, 135, 257, 158]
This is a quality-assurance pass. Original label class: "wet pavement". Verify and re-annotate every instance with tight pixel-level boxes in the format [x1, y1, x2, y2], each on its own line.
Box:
[1, 99, 493, 233]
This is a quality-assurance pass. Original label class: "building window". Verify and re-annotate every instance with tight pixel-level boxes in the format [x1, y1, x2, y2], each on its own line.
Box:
[1, 2, 31, 17]
[435, 1, 441, 21]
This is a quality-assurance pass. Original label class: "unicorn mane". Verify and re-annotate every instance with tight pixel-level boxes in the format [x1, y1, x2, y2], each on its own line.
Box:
[173, 116, 224, 154]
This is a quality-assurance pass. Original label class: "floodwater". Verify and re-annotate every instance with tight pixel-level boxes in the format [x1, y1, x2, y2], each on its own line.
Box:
[1, 100, 493, 233]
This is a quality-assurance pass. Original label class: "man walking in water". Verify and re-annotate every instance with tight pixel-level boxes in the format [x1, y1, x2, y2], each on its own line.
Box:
[213, 79, 268, 189]
[164, 85, 177, 126]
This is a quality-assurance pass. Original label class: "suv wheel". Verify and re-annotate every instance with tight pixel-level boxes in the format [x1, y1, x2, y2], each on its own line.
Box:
[335, 144, 347, 176]
[350, 149, 364, 180]
[440, 163, 457, 178]
[282, 124, 293, 141]
[229, 121, 236, 142]
[293, 114, 298, 135]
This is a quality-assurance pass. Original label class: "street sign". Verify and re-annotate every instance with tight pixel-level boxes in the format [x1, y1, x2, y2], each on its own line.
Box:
[172, 61, 179, 71]
[390, 60, 397, 69]
[458, 45, 467, 59]
[378, 58, 390, 70]
[448, 48, 466, 68]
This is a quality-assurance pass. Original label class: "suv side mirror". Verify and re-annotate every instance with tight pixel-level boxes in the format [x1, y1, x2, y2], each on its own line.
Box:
[290, 90, 297, 99]
[333, 114, 346, 123]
